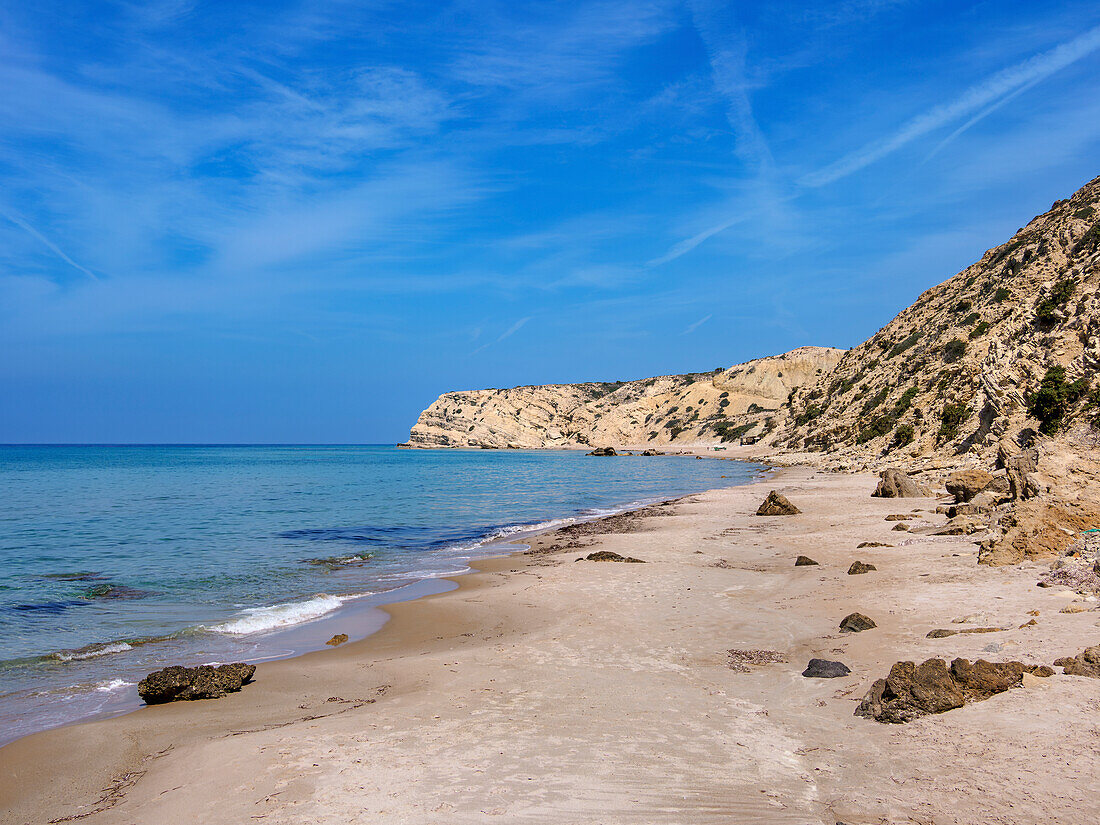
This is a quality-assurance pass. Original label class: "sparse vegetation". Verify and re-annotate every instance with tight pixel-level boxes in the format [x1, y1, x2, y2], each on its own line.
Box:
[1034, 278, 1076, 327]
[794, 404, 821, 426]
[1076, 222, 1100, 255]
[1027, 366, 1090, 435]
[861, 387, 889, 415]
[969, 320, 990, 339]
[943, 338, 967, 362]
[937, 402, 970, 442]
[713, 421, 754, 443]
[1074, 206, 1096, 220]
[887, 332, 920, 359]
[992, 286, 1011, 303]
[892, 423, 915, 448]
[856, 414, 895, 444]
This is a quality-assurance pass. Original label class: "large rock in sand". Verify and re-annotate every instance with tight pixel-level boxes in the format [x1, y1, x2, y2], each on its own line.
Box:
[1055, 645, 1100, 678]
[871, 469, 930, 498]
[945, 469, 994, 503]
[803, 659, 851, 678]
[756, 491, 801, 516]
[839, 612, 877, 633]
[855, 657, 1036, 723]
[138, 663, 256, 705]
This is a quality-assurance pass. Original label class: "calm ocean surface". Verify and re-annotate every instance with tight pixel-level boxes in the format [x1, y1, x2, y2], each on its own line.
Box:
[0, 445, 763, 743]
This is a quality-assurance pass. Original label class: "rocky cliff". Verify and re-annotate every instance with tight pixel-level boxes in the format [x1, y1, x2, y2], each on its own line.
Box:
[767, 173, 1100, 563]
[405, 346, 844, 449]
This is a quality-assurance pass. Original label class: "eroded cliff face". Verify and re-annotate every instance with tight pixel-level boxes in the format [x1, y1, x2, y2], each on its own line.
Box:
[404, 346, 844, 449]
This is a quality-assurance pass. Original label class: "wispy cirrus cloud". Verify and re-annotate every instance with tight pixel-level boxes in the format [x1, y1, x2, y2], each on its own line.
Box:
[801, 22, 1100, 186]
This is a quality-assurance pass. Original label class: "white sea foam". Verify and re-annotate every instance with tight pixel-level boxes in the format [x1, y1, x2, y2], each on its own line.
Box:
[95, 678, 134, 693]
[489, 517, 574, 540]
[52, 642, 133, 662]
[207, 594, 346, 635]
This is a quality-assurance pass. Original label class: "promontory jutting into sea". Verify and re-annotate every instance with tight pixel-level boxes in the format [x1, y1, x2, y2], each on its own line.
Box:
[3, 1, 1100, 822]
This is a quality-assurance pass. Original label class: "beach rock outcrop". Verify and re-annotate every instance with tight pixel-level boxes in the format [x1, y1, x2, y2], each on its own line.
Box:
[802, 659, 851, 678]
[855, 657, 1049, 723]
[794, 555, 818, 566]
[326, 634, 349, 647]
[756, 491, 801, 516]
[1003, 446, 1040, 500]
[946, 470, 994, 503]
[138, 663, 256, 705]
[579, 551, 645, 563]
[587, 447, 617, 456]
[1055, 645, 1100, 677]
[839, 612, 876, 633]
[847, 561, 876, 574]
[871, 469, 930, 499]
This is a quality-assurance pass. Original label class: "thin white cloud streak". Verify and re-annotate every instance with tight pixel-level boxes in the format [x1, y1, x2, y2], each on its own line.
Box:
[681, 313, 712, 334]
[801, 23, 1100, 187]
[0, 208, 99, 281]
[471, 316, 531, 354]
[497, 316, 530, 342]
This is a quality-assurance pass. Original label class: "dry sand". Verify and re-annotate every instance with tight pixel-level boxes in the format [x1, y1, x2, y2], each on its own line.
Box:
[3, 467, 1099, 824]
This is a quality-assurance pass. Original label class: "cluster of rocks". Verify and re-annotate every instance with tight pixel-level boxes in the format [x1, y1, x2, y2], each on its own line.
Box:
[138, 663, 256, 705]
[871, 469, 930, 498]
[587, 446, 618, 456]
[1038, 532, 1100, 594]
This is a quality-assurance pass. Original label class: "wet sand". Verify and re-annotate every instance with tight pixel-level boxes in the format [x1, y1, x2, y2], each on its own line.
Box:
[3, 467, 1099, 824]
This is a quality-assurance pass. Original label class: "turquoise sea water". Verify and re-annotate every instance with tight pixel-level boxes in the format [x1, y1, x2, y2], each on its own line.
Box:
[0, 445, 763, 743]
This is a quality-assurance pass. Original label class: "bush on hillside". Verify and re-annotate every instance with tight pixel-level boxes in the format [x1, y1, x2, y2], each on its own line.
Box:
[937, 403, 970, 442]
[1027, 366, 1090, 435]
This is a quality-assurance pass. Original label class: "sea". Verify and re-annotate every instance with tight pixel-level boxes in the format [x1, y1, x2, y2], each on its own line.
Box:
[0, 445, 763, 744]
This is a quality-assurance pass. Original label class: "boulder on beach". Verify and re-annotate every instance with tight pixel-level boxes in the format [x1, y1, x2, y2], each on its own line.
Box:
[857, 541, 891, 548]
[847, 561, 876, 575]
[871, 468, 930, 498]
[802, 659, 851, 678]
[756, 491, 801, 516]
[579, 550, 646, 563]
[326, 634, 349, 647]
[1055, 645, 1100, 677]
[138, 663, 256, 705]
[855, 657, 1050, 723]
[945, 469, 994, 503]
[587, 447, 618, 456]
[839, 612, 877, 633]
[794, 555, 819, 566]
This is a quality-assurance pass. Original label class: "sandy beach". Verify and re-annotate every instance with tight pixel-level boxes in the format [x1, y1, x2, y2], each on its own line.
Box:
[3, 466, 1099, 824]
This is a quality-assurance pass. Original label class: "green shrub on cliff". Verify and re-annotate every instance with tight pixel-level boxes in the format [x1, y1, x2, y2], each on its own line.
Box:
[1027, 366, 1089, 435]
[937, 403, 970, 442]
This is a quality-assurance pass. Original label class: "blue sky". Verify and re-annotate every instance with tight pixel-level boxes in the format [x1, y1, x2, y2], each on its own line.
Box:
[2, 0, 1099, 443]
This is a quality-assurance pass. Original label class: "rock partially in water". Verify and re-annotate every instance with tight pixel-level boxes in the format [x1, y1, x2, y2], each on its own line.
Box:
[138, 663, 256, 705]
[794, 555, 819, 566]
[326, 634, 349, 647]
[587, 447, 618, 456]
[847, 561, 877, 575]
[839, 612, 877, 633]
[81, 584, 157, 601]
[756, 491, 801, 516]
[803, 659, 851, 678]
[579, 551, 645, 563]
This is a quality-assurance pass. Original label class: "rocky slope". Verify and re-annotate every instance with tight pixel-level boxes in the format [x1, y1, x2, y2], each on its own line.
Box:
[767, 173, 1100, 563]
[404, 346, 843, 449]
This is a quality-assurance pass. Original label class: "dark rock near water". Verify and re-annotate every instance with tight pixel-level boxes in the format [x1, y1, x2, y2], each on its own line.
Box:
[857, 541, 892, 548]
[839, 612, 876, 633]
[587, 447, 618, 456]
[138, 663, 256, 705]
[871, 468, 930, 498]
[855, 657, 1045, 723]
[326, 634, 349, 647]
[640, 449, 663, 456]
[794, 555, 819, 566]
[756, 491, 801, 516]
[579, 551, 645, 563]
[81, 583, 157, 600]
[803, 659, 851, 678]
[847, 561, 876, 575]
